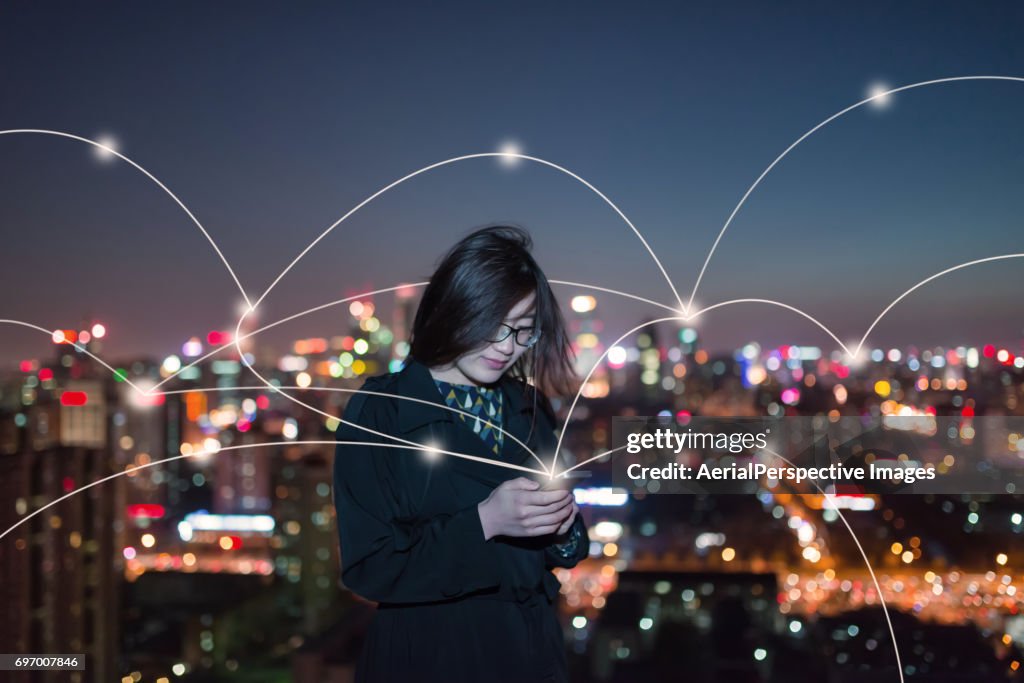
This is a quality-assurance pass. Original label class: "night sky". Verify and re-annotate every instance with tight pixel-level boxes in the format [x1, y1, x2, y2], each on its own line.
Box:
[2, 1, 1023, 367]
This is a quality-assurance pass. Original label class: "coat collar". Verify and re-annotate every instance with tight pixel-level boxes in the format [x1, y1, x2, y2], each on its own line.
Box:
[394, 357, 532, 434]
[391, 357, 542, 480]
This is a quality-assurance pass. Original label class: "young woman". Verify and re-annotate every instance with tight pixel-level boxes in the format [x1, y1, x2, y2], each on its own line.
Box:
[333, 225, 588, 682]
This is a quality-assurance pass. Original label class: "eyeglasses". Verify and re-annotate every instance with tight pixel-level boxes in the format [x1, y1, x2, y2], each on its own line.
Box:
[488, 323, 542, 348]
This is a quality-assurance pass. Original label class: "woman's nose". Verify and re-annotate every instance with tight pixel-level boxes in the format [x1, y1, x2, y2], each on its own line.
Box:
[493, 334, 515, 355]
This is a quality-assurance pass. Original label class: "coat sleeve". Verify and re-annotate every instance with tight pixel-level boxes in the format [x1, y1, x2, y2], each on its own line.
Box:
[544, 513, 589, 569]
[332, 390, 504, 603]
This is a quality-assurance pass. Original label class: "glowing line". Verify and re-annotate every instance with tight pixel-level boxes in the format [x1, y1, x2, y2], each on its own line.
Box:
[551, 444, 904, 679]
[0, 319, 161, 397]
[688, 75, 1024, 312]
[550, 280, 684, 314]
[4, 270, 690, 477]
[552, 316, 685, 474]
[762, 446, 903, 682]
[854, 253, 1024, 358]
[552, 299, 851, 473]
[147, 282, 426, 394]
[250, 152, 686, 315]
[245, 280, 681, 344]
[6, 123, 1020, 520]
[7, 237, 1014, 482]
[0, 439, 547, 542]
[149, 279, 681, 393]
[0, 322, 548, 479]
[553, 445, 629, 478]
[0, 129, 252, 309]
[688, 298, 852, 355]
[144, 384, 545, 471]
[0, 109, 1009, 673]
[230, 313, 552, 478]
[151, 276, 685, 473]
[10, 244, 1020, 426]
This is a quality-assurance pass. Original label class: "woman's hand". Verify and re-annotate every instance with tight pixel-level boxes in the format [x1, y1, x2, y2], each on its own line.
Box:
[555, 500, 580, 536]
[477, 477, 574, 540]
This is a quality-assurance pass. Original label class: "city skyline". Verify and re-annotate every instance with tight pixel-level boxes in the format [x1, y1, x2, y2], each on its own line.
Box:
[4, 284, 1022, 681]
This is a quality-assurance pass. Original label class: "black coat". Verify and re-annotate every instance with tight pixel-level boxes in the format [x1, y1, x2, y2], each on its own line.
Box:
[332, 358, 588, 683]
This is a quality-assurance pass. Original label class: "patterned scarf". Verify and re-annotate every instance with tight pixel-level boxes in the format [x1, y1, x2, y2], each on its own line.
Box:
[433, 378, 505, 456]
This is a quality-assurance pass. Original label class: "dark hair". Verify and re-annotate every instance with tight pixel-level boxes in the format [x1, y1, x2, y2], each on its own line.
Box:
[408, 225, 578, 402]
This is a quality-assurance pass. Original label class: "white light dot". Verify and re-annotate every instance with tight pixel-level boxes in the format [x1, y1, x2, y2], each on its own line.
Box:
[237, 299, 255, 319]
[423, 442, 442, 462]
[94, 134, 120, 162]
[498, 140, 523, 168]
[867, 82, 892, 109]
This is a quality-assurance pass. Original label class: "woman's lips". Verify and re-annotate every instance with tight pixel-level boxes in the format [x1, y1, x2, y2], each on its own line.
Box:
[482, 357, 507, 370]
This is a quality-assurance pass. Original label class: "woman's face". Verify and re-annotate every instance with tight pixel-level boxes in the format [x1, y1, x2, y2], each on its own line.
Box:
[435, 291, 537, 387]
